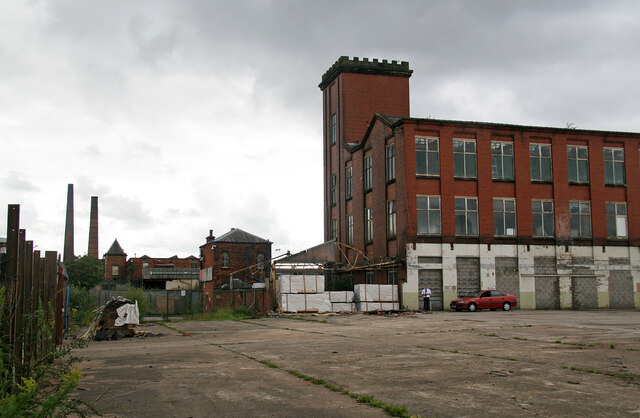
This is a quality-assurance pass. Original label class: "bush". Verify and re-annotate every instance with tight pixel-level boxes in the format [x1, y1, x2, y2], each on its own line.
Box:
[125, 287, 150, 321]
[68, 286, 98, 327]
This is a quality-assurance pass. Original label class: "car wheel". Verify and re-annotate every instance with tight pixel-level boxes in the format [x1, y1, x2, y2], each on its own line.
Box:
[468, 303, 477, 312]
[502, 302, 511, 311]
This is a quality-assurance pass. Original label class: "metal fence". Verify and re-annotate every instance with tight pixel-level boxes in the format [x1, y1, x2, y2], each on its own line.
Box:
[93, 289, 201, 316]
[1, 204, 67, 381]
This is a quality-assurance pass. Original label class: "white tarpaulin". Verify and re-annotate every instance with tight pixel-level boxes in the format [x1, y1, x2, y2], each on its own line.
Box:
[354, 284, 398, 302]
[114, 301, 140, 326]
[279, 275, 325, 294]
[280, 293, 331, 313]
[356, 301, 400, 312]
[327, 291, 354, 302]
[331, 302, 355, 312]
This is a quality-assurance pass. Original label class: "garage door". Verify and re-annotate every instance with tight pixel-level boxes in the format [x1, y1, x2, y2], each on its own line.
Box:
[534, 257, 559, 310]
[495, 257, 519, 308]
[609, 258, 634, 309]
[572, 257, 597, 310]
[456, 257, 480, 297]
[418, 269, 443, 311]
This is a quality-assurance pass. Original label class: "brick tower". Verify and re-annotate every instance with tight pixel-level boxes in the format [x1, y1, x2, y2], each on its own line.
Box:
[318, 56, 412, 244]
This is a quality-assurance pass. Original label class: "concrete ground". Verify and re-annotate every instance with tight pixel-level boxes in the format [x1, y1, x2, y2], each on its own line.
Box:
[74, 310, 640, 417]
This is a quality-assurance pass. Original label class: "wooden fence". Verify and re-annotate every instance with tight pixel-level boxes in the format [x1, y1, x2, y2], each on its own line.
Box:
[1, 204, 67, 380]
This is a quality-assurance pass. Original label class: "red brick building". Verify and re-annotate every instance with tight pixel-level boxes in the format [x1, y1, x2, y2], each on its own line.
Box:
[320, 56, 640, 310]
[103, 239, 199, 289]
[199, 228, 272, 291]
[103, 239, 127, 281]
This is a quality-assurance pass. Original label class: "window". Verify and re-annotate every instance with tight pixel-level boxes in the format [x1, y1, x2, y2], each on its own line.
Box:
[455, 197, 479, 235]
[387, 270, 397, 285]
[530, 144, 552, 182]
[415, 137, 440, 176]
[417, 196, 441, 235]
[387, 200, 396, 239]
[493, 198, 516, 237]
[363, 155, 372, 191]
[191, 262, 198, 268]
[491, 142, 514, 180]
[365, 208, 373, 243]
[112, 265, 119, 276]
[604, 148, 625, 185]
[330, 113, 336, 145]
[570, 201, 591, 238]
[365, 271, 374, 284]
[453, 139, 477, 178]
[606, 203, 627, 238]
[346, 215, 353, 246]
[567, 145, 589, 183]
[257, 253, 265, 270]
[331, 219, 337, 240]
[221, 252, 230, 268]
[142, 262, 149, 268]
[386, 143, 395, 182]
[330, 174, 337, 206]
[532, 200, 554, 237]
[345, 165, 352, 199]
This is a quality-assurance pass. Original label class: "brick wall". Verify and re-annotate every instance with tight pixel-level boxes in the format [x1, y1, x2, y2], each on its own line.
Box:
[200, 241, 271, 287]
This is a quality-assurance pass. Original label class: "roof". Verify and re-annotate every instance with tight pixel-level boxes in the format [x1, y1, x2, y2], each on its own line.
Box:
[347, 113, 640, 152]
[105, 239, 126, 256]
[208, 228, 271, 245]
[275, 240, 336, 264]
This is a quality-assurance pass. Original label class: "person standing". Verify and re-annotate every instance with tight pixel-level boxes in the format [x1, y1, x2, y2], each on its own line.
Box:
[421, 285, 432, 311]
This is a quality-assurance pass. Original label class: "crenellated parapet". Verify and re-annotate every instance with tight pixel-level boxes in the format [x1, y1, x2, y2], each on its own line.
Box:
[319, 56, 412, 89]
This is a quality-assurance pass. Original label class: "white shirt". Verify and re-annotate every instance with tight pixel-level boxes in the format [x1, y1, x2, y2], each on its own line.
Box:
[421, 287, 431, 298]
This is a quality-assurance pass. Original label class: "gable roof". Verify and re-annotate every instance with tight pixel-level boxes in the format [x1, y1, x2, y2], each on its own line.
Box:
[212, 228, 271, 244]
[105, 239, 126, 256]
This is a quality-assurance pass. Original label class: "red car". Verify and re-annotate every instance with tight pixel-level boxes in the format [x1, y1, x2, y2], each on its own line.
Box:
[450, 290, 517, 312]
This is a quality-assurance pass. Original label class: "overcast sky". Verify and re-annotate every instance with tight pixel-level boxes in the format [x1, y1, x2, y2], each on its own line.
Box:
[2, 0, 640, 258]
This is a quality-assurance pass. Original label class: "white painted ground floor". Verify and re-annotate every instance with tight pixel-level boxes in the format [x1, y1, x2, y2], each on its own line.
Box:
[404, 243, 640, 311]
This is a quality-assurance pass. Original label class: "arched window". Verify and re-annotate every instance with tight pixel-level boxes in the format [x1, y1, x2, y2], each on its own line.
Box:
[221, 252, 229, 268]
[257, 253, 265, 270]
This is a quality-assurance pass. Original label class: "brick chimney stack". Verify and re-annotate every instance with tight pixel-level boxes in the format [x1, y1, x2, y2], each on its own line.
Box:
[88, 196, 99, 258]
[63, 184, 74, 261]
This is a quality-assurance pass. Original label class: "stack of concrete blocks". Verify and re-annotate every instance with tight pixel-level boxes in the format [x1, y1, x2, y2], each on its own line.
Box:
[279, 275, 331, 313]
[354, 284, 399, 311]
[327, 291, 355, 312]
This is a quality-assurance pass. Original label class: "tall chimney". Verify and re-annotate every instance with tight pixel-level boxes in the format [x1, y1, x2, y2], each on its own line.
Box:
[63, 184, 74, 261]
[88, 196, 99, 258]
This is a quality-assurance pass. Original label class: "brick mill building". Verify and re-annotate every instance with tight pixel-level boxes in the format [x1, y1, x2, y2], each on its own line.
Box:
[320, 56, 640, 310]
[199, 228, 272, 291]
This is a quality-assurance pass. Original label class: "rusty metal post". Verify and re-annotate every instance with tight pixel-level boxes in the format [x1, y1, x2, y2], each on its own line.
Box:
[44, 251, 57, 353]
[31, 250, 41, 361]
[14, 229, 25, 364]
[23, 243, 34, 362]
[3, 205, 19, 350]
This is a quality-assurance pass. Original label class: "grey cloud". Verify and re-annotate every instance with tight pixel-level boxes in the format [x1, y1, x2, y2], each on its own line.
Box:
[2, 172, 40, 192]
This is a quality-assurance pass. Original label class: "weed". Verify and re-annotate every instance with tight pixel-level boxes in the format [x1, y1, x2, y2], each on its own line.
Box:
[289, 316, 329, 324]
[260, 360, 279, 369]
[157, 321, 188, 336]
[285, 369, 410, 417]
[554, 340, 562, 344]
[565, 365, 635, 381]
[610, 344, 615, 349]
[181, 307, 257, 322]
[486, 333, 499, 337]
[513, 336, 528, 341]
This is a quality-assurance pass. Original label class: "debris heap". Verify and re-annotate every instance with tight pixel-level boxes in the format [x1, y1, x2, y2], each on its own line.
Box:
[78, 296, 141, 341]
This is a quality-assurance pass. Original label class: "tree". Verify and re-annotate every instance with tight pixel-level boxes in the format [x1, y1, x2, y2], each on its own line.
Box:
[63, 255, 104, 289]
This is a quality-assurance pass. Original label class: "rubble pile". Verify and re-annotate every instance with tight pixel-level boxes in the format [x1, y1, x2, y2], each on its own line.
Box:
[78, 296, 142, 341]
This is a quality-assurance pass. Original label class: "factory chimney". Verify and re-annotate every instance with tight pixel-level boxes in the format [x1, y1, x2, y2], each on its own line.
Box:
[88, 196, 99, 258]
[63, 184, 74, 261]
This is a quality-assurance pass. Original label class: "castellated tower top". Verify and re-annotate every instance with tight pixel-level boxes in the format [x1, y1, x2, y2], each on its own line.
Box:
[319, 56, 412, 89]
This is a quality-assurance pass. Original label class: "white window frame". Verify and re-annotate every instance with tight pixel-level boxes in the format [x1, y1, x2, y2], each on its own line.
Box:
[532, 200, 554, 237]
[453, 138, 477, 179]
[530, 143, 552, 182]
[387, 200, 396, 239]
[567, 145, 589, 184]
[569, 201, 592, 238]
[363, 155, 372, 191]
[455, 197, 479, 236]
[493, 198, 516, 237]
[606, 202, 627, 238]
[417, 196, 441, 235]
[604, 147, 625, 185]
[365, 208, 373, 243]
[491, 141, 514, 180]
[415, 136, 440, 176]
